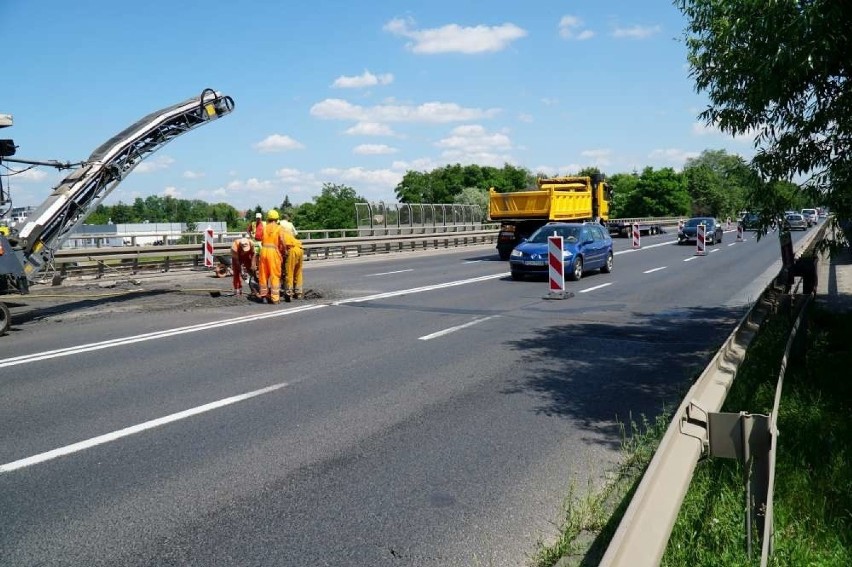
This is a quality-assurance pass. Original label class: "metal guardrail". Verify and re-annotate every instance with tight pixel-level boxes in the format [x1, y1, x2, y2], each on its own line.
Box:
[600, 222, 827, 566]
[47, 227, 500, 278]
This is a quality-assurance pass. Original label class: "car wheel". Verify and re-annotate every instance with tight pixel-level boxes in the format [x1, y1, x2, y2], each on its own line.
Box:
[510, 271, 523, 281]
[601, 251, 613, 273]
[568, 257, 583, 281]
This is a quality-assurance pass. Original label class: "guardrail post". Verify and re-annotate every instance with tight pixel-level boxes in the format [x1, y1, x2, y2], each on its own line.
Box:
[708, 411, 771, 559]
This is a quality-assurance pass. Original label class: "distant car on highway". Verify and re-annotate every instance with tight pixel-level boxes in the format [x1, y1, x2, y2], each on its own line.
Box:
[678, 217, 724, 245]
[509, 222, 613, 282]
[784, 213, 808, 231]
[801, 208, 818, 226]
[740, 212, 760, 230]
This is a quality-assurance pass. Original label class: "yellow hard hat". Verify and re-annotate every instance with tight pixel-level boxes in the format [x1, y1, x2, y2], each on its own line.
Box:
[267, 209, 280, 221]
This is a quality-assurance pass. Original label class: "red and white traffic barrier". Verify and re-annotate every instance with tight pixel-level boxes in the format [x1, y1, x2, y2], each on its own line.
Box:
[203, 226, 214, 268]
[632, 223, 640, 249]
[736, 224, 744, 242]
[548, 235, 565, 297]
[696, 223, 706, 256]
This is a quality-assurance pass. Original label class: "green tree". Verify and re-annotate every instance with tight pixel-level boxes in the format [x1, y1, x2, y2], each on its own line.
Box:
[676, 0, 852, 224]
[292, 183, 366, 231]
[453, 187, 488, 218]
[621, 167, 691, 218]
[608, 172, 640, 218]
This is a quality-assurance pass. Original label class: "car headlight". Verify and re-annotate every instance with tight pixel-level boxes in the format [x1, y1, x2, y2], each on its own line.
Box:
[510, 249, 523, 258]
[562, 250, 573, 258]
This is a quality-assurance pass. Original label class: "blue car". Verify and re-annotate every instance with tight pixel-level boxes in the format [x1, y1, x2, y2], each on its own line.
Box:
[509, 222, 613, 281]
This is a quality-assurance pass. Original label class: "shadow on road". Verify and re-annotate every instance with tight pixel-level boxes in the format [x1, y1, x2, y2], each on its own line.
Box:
[501, 305, 748, 447]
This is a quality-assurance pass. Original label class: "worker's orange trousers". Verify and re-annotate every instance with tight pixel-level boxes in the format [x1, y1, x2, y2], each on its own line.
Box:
[258, 245, 283, 303]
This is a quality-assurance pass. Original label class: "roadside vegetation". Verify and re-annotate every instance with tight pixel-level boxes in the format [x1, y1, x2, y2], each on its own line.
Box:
[531, 299, 852, 567]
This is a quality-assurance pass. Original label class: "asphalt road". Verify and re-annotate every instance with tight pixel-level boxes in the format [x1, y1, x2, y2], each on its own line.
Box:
[0, 226, 815, 566]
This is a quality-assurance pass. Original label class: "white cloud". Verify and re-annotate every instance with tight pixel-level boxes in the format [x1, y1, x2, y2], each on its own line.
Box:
[383, 17, 527, 54]
[7, 168, 48, 182]
[518, 113, 533, 123]
[533, 164, 584, 176]
[311, 98, 500, 123]
[648, 148, 700, 167]
[226, 178, 277, 191]
[135, 155, 175, 173]
[321, 166, 402, 189]
[612, 24, 662, 39]
[345, 122, 397, 136]
[183, 170, 204, 179]
[692, 121, 756, 143]
[162, 186, 181, 198]
[541, 98, 559, 106]
[559, 15, 595, 40]
[391, 157, 441, 172]
[435, 124, 513, 166]
[332, 70, 394, 88]
[580, 149, 612, 167]
[253, 134, 305, 153]
[354, 144, 398, 155]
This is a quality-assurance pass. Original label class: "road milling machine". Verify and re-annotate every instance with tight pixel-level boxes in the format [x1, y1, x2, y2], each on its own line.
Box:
[0, 89, 235, 334]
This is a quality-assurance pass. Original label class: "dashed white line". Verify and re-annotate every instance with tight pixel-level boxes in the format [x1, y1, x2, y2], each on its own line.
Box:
[728, 243, 736, 247]
[333, 273, 508, 305]
[643, 266, 667, 274]
[579, 283, 613, 293]
[711, 248, 720, 253]
[365, 269, 414, 277]
[418, 315, 500, 341]
[684, 256, 700, 262]
[0, 382, 289, 473]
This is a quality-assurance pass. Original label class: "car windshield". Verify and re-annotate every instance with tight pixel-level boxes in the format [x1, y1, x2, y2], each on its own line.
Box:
[528, 225, 582, 243]
[684, 218, 713, 228]
[787, 214, 803, 220]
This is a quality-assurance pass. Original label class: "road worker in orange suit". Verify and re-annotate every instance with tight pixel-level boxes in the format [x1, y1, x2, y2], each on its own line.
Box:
[283, 230, 304, 300]
[230, 236, 255, 296]
[257, 209, 287, 304]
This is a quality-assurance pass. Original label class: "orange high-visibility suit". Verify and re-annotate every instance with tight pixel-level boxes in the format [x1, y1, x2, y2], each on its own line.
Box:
[230, 238, 255, 295]
[258, 222, 286, 303]
[283, 232, 304, 299]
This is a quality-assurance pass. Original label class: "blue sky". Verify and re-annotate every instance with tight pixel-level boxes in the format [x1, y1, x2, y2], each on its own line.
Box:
[1, 0, 754, 212]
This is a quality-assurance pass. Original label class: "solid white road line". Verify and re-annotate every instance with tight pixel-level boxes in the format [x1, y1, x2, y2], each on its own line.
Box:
[0, 305, 327, 369]
[418, 315, 500, 341]
[333, 273, 508, 305]
[0, 382, 289, 473]
[579, 283, 613, 293]
[365, 269, 414, 277]
[643, 267, 667, 274]
[2, 274, 513, 369]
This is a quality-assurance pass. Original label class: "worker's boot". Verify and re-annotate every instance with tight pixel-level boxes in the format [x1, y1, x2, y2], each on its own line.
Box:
[293, 290, 303, 300]
[284, 293, 292, 303]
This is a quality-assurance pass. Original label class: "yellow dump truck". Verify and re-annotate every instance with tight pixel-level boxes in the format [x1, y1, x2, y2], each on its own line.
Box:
[489, 174, 612, 260]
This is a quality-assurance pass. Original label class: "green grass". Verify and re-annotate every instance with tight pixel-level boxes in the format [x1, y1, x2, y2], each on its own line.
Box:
[534, 303, 852, 566]
[662, 303, 852, 566]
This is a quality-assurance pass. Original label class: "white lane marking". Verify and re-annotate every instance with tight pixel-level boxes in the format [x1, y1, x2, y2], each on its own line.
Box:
[643, 267, 667, 274]
[711, 248, 720, 253]
[463, 260, 483, 264]
[684, 256, 700, 262]
[728, 243, 736, 247]
[0, 305, 327, 369]
[365, 269, 414, 277]
[0, 382, 288, 473]
[579, 283, 613, 293]
[614, 240, 678, 255]
[333, 273, 509, 305]
[2, 274, 512, 368]
[418, 315, 500, 341]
